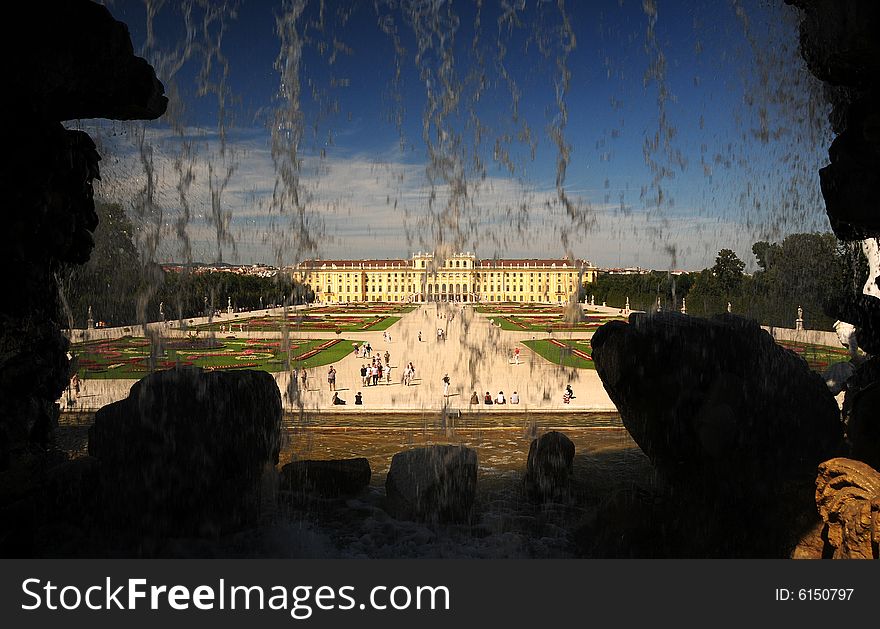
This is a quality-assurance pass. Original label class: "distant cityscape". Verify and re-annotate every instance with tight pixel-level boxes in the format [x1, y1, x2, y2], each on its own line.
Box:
[160, 261, 692, 277]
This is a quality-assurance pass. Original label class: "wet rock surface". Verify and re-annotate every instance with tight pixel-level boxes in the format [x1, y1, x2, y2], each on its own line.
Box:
[591, 313, 844, 494]
[524, 431, 575, 502]
[88, 368, 281, 536]
[0, 0, 165, 554]
[793, 457, 880, 559]
[843, 357, 880, 471]
[786, 0, 880, 240]
[280, 458, 371, 498]
[385, 445, 477, 523]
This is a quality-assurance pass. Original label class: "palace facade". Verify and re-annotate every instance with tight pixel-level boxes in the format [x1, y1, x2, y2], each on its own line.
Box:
[290, 252, 597, 303]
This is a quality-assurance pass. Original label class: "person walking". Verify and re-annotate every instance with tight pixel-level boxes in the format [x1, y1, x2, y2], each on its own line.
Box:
[327, 366, 337, 392]
[418, 331, 422, 342]
[360, 364, 368, 386]
[300, 369, 308, 390]
[442, 373, 450, 397]
[514, 346, 520, 365]
[384, 350, 390, 366]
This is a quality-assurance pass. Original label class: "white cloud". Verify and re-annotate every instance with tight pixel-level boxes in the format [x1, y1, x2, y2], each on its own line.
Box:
[89, 124, 762, 271]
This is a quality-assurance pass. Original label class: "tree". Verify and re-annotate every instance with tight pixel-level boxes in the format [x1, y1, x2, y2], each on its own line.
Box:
[60, 201, 145, 327]
[743, 233, 851, 329]
[752, 241, 781, 272]
[712, 249, 745, 292]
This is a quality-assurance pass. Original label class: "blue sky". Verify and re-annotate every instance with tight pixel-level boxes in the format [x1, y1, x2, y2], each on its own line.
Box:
[92, 0, 832, 269]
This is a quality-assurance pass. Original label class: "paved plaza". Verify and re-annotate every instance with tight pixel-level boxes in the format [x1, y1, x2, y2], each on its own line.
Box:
[62, 304, 617, 413]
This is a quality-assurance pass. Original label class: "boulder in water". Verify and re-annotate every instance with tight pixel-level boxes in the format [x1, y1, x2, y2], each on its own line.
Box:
[88, 367, 281, 536]
[524, 431, 575, 502]
[384, 445, 477, 523]
[280, 458, 371, 498]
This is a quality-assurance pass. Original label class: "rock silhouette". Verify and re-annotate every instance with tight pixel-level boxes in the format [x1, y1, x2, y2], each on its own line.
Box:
[89, 367, 281, 536]
[280, 458, 371, 498]
[591, 312, 844, 496]
[0, 0, 166, 555]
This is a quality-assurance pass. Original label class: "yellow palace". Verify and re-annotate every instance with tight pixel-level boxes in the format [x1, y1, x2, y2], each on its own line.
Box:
[290, 252, 598, 304]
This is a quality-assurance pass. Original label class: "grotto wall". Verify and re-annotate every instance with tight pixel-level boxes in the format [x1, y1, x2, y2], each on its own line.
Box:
[0, 0, 166, 555]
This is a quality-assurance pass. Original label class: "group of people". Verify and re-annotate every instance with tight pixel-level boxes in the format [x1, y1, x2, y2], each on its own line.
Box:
[471, 390, 520, 405]
[353, 342, 373, 358]
[332, 390, 364, 406]
[360, 356, 391, 386]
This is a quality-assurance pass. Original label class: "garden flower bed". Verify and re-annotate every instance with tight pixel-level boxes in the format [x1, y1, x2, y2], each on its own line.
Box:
[493, 313, 624, 331]
[522, 339, 596, 369]
[776, 340, 852, 373]
[69, 336, 351, 379]
[195, 314, 401, 333]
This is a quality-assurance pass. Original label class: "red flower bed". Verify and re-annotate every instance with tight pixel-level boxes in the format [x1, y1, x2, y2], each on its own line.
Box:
[549, 338, 592, 360]
[293, 338, 341, 362]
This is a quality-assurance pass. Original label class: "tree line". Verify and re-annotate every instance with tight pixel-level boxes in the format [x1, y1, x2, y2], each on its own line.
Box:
[583, 233, 866, 331]
[60, 202, 313, 328]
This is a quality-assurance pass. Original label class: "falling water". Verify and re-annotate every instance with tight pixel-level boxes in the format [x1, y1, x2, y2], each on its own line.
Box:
[53, 0, 858, 557]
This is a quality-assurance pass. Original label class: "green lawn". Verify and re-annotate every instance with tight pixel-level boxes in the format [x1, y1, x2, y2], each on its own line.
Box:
[475, 303, 564, 314]
[776, 340, 852, 373]
[522, 337, 849, 374]
[490, 313, 623, 332]
[522, 339, 596, 370]
[364, 316, 401, 331]
[71, 336, 353, 379]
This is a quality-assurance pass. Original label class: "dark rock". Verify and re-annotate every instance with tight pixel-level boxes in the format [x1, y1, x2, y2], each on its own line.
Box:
[591, 313, 844, 495]
[0, 0, 166, 554]
[819, 130, 880, 240]
[385, 445, 477, 523]
[5, 1, 167, 122]
[843, 357, 880, 470]
[88, 367, 281, 536]
[785, 1, 880, 240]
[833, 294, 880, 355]
[280, 458, 371, 497]
[41, 456, 101, 524]
[524, 431, 575, 502]
[785, 1, 880, 90]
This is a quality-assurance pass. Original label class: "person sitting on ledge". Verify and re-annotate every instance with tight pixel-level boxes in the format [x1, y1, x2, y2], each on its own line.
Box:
[510, 391, 520, 404]
[332, 392, 346, 405]
[470, 391, 479, 405]
[355, 391, 363, 405]
[484, 391, 493, 405]
[495, 390, 506, 404]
